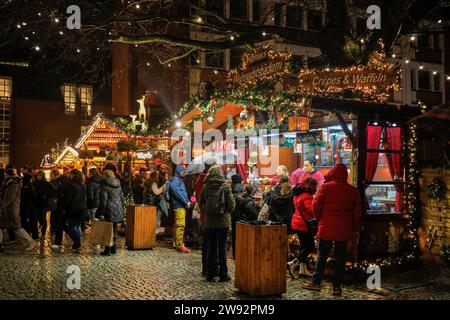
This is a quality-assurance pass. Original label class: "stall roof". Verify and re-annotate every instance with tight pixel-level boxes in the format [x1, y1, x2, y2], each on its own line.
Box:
[179, 102, 244, 131]
[311, 97, 421, 119]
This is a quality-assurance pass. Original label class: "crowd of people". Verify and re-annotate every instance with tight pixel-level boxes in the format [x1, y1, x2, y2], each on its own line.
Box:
[0, 156, 169, 256]
[0, 156, 362, 295]
[192, 159, 361, 294]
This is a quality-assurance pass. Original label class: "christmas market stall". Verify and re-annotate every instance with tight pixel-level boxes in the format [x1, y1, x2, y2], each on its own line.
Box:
[156, 44, 425, 274]
[42, 112, 173, 172]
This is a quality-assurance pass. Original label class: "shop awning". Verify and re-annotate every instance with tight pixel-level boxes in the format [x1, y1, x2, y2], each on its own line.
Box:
[179, 102, 244, 131]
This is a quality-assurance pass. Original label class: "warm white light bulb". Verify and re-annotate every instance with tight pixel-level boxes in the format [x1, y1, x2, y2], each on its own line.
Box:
[135, 4, 140, 9]
[410, 36, 415, 41]
[419, 65, 423, 70]
[35, 46, 40, 51]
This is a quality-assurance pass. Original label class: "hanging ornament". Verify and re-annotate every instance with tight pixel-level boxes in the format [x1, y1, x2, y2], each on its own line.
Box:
[240, 109, 249, 120]
[207, 116, 215, 124]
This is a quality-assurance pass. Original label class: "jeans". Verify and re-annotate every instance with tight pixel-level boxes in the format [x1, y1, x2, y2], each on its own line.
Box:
[312, 239, 347, 288]
[205, 228, 229, 278]
[156, 207, 162, 230]
[295, 231, 315, 263]
[64, 215, 83, 249]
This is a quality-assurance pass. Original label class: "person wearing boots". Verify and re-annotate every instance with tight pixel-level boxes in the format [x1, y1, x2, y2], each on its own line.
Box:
[34, 170, 51, 239]
[86, 167, 103, 224]
[288, 177, 318, 279]
[0, 168, 36, 252]
[199, 165, 235, 282]
[302, 164, 362, 296]
[167, 165, 191, 253]
[98, 169, 124, 256]
[61, 170, 87, 253]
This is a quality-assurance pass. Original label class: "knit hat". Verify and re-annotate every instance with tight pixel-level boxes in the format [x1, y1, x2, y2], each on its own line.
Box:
[231, 174, 242, 184]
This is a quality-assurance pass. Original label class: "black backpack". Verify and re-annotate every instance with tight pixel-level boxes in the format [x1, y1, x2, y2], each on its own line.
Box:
[204, 184, 226, 216]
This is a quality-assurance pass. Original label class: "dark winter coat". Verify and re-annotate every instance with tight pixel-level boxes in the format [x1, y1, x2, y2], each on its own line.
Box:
[291, 192, 314, 233]
[199, 166, 235, 229]
[268, 185, 294, 227]
[235, 194, 257, 221]
[313, 164, 362, 242]
[62, 180, 88, 218]
[87, 175, 103, 209]
[168, 166, 189, 210]
[34, 179, 51, 209]
[20, 178, 37, 213]
[99, 177, 124, 223]
[0, 176, 22, 230]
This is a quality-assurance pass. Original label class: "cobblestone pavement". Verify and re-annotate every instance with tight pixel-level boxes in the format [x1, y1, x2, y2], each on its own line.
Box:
[1, 230, 449, 300]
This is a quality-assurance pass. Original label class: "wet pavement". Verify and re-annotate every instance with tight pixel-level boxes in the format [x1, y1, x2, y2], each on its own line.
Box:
[1, 229, 449, 300]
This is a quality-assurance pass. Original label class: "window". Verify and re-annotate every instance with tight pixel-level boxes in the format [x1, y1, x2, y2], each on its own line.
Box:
[0, 76, 12, 159]
[205, 0, 224, 16]
[434, 73, 441, 92]
[417, 34, 430, 48]
[433, 33, 440, 49]
[205, 51, 225, 69]
[0, 77, 12, 101]
[274, 2, 282, 26]
[418, 70, 430, 90]
[410, 69, 416, 90]
[286, 5, 302, 28]
[252, 0, 261, 22]
[365, 125, 404, 214]
[78, 85, 93, 130]
[301, 125, 353, 168]
[61, 83, 77, 115]
[307, 9, 321, 31]
[230, 0, 247, 20]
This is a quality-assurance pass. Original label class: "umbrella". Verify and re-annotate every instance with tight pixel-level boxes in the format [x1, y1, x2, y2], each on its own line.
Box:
[183, 151, 240, 175]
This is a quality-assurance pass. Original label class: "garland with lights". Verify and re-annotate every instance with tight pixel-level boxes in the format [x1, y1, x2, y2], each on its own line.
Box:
[299, 49, 401, 103]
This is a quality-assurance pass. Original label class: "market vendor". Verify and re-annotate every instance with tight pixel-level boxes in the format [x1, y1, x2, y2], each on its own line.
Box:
[264, 165, 288, 187]
[298, 159, 325, 188]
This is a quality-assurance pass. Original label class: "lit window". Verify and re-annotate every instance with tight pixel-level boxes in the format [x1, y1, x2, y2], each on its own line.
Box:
[61, 83, 77, 115]
[0, 76, 12, 159]
[79, 85, 93, 131]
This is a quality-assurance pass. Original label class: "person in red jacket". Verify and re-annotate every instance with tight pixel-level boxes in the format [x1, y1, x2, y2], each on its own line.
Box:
[303, 164, 362, 296]
[288, 177, 318, 279]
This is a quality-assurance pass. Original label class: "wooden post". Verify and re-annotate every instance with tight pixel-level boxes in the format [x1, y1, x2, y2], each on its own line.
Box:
[235, 222, 287, 296]
[125, 205, 157, 249]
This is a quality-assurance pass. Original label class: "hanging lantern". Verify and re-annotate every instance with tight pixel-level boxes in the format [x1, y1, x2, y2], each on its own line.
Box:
[296, 115, 310, 132]
[240, 109, 249, 120]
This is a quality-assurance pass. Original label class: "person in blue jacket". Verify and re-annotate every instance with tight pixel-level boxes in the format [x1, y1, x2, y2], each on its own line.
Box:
[168, 165, 191, 253]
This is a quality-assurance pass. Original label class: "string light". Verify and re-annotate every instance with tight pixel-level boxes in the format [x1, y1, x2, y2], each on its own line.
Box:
[196, 17, 202, 23]
[16, 24, 21, 29]
[22, 22, 26, 26]
[438, 20, 442, 23]
[35, 46, 40, 51]
[230, 36, 235, 40]
[410, 36, 415, 41]
[419, 65, 424, 70]
[391, 54, 396, 58]
[54, 18, 59, 23]
[76, 49, 80, 53]
[146, 62, 150, 66]
[405, 59, 410, 64]
[214, 70, 218, 74]
[24, 36, 29, 40]
[59, 31, 64, 35]
[135, 4, 140, 9]
[262, 32, 266, 36]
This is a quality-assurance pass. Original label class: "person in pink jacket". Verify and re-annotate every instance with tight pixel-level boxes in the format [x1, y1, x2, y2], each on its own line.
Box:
[303, 164, 361, 296]
[288, 177, 318, 278]
[298, 159, 325, 189]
